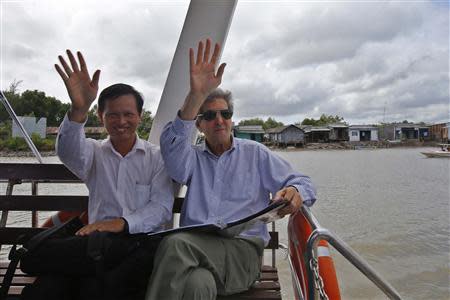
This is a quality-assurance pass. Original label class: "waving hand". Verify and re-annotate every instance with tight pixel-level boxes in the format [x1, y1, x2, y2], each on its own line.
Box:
[180, 39, 227, 120]
[55, 50, 101, 122]
[189, 39, 226, 97]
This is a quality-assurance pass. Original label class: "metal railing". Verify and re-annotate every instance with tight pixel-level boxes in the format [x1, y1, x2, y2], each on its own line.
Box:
[283, 206, 402, 300]
[0, 91, 43, 163]
[0, 91, 45, 248]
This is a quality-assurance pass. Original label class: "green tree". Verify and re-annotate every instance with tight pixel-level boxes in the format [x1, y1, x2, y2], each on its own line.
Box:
[86, 104, 101, 127]
[300, 118, 318, 126]
[264, 117, 284, 130]
[137, 109, 154, 139]
[301, 114, 345, 126]
[238, 117, 284, 130]
[238, 118, 265, 127]
[1, 85, 70, 127]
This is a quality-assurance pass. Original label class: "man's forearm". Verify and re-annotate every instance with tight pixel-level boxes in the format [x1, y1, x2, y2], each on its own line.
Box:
[56, 114, 91, 181]
[179, 91, 207, 120]
[68, 107, 89, 123]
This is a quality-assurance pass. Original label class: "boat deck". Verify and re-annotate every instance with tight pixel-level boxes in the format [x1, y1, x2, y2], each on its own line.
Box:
[0, 263, 281, 300]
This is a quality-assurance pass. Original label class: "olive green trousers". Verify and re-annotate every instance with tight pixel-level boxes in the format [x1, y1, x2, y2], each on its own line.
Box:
[145, 232, 264, 300]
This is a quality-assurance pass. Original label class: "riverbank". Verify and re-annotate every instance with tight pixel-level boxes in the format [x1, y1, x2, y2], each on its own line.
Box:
[0, 150, 56, 157]
[267, 140, 440, 151]
[0, 141, 440, 157]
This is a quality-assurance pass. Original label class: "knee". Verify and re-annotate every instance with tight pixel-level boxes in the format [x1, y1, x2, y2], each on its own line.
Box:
[182, 268, 216, 300]
[157, 232, 195, 255]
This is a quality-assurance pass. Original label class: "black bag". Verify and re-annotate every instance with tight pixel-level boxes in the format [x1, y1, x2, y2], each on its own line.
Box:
[1, 217, 161, 300]
[0, 217, 83, 300]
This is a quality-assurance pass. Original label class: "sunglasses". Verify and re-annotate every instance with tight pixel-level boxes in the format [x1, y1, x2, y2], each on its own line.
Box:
[197, 109, 233, 121]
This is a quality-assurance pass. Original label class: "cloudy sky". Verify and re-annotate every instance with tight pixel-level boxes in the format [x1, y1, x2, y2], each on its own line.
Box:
[1, 0, 448, 125]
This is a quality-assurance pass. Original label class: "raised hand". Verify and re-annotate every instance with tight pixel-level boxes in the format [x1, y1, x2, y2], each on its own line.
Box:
[189, 39, 226, 99]
[55, 50, 100, 122]
[180, 39, 227, 120]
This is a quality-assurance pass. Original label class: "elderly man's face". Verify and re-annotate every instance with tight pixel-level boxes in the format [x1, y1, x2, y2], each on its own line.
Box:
[197, 98, 233, 148]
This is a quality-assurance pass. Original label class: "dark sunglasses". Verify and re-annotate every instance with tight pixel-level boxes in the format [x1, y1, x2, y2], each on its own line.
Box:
[197, 109, 233, 121]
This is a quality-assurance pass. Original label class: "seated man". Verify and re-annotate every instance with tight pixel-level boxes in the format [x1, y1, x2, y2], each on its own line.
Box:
[55, 50, 173, 236]
[146, 39, 316, 300]
[22, 50, 173, 300]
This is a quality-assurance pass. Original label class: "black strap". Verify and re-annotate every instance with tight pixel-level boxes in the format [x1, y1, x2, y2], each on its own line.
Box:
[0, 245, 26, 300]
[0, 217, 81, 300]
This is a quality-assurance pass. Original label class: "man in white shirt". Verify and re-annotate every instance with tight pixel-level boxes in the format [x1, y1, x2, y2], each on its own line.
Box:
[21, 50, 173, 300]
[54, 50, 173, 235]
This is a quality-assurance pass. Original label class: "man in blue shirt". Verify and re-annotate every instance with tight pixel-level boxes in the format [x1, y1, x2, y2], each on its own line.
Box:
[146, 39, 316, 300]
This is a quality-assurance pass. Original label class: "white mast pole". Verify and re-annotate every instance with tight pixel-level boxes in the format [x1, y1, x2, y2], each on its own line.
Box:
[148, 0, 237, 145]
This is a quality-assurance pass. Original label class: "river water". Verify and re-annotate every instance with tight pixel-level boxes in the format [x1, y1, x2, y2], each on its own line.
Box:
[1, 147, 449, 299]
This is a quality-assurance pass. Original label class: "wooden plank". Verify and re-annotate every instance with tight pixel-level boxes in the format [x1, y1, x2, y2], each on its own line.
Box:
[251, 281, 280, 291]
[0, 163, 80, 181]
[0, 262, 12, 268]
[261, 265, 277, 273]
[218, 290, 282, 300]
[260, 272, 279, 282]
[0, 276, 35, 285]
[4, 286, 23, 296]
[0, 268, 26, 276]
[0, 195, 88, 211]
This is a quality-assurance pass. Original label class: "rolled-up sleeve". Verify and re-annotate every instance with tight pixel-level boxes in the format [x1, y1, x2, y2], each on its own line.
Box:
[160, 115, 197, 184]
[259, 146, 317, 207]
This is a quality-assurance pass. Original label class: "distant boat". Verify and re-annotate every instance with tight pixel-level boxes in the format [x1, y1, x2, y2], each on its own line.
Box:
[421, 144, 450, 158]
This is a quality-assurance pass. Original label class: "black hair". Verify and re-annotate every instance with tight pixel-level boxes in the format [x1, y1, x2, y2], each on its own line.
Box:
[97, 83, 144, 114]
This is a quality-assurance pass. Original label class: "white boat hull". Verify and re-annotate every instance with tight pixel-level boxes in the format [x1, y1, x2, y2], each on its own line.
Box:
[421, 151, 450, 158]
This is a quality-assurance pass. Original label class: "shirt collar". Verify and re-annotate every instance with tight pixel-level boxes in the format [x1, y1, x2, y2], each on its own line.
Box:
[102, 133, 147, 156]
[201, 135, 237, 156]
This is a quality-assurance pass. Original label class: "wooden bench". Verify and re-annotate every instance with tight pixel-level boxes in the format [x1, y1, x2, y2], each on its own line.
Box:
[0, 163, 282, 300]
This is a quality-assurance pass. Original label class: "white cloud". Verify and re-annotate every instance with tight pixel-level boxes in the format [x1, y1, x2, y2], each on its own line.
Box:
[1, 0, 448, 125]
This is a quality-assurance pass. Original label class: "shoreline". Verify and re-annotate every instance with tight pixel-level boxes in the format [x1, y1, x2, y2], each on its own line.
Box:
[0, 151, 56, 158]
[268, 141, 438, 151]
[0, 142, 438, 157]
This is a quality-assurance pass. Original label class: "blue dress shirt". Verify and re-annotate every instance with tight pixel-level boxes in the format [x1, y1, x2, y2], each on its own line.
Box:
[160, 116, 316, 245]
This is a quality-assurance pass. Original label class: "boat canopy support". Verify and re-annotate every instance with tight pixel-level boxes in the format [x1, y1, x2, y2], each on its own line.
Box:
[0, 92, 43, 163]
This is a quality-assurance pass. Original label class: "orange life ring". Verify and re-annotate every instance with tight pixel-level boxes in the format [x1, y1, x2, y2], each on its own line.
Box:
[41, 211, 88, 228]
[288, 210, 341, 300]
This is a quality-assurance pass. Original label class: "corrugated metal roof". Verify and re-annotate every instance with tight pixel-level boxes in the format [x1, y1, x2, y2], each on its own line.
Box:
[266, 125, 287, 133]
[393, 124, 430, 129]
[301, 126, 330, 133]
[234, 125, 265, 134]
[328, 123, 348, 128]
[266, 124, 304, 134]
[349, 125, 378, 130]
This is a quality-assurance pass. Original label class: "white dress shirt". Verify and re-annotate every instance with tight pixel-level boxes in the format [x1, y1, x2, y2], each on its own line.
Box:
[56, 114, 174, 234]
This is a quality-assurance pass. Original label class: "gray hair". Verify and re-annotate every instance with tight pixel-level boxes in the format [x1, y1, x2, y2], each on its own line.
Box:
[199, 88, 234, 114]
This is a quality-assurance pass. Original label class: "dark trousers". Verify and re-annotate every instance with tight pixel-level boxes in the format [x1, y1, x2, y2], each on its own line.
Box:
[20, 233, 161, 300]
